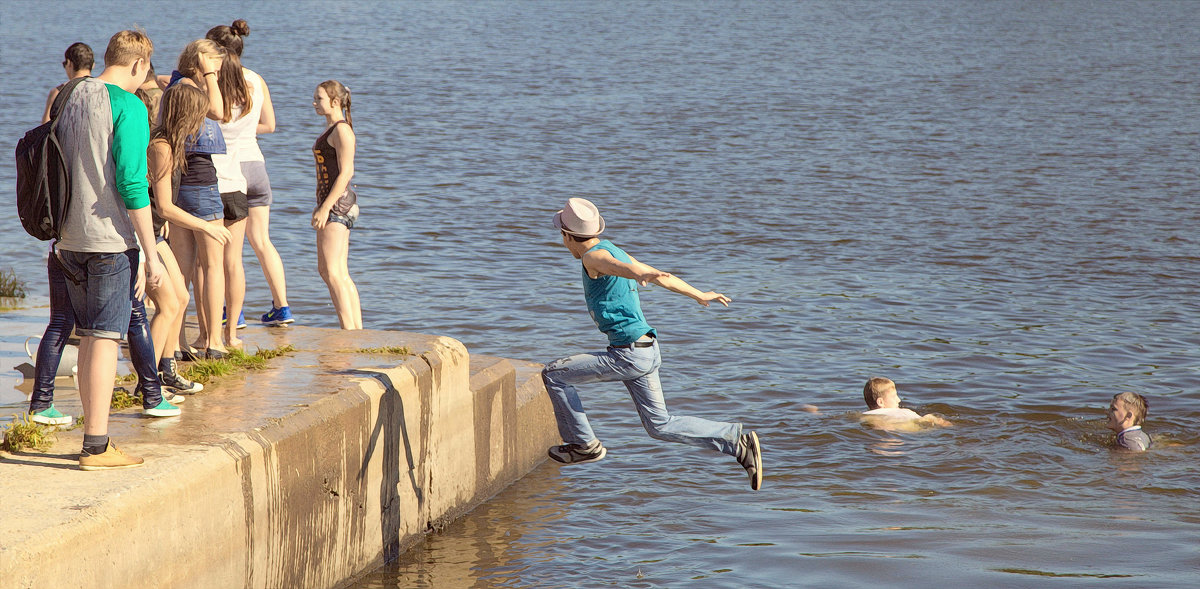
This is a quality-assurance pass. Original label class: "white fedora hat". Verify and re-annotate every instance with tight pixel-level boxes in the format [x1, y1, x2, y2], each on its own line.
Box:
[553, 197, 605, 237]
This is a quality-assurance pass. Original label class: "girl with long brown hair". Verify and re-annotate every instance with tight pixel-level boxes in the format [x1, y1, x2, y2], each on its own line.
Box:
[166, 39, 233, 358]
[207, 19, 292, 330]
[147, 84, 232, 376]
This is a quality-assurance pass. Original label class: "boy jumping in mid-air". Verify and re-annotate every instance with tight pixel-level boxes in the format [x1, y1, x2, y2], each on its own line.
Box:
[541, 198, 763, 490]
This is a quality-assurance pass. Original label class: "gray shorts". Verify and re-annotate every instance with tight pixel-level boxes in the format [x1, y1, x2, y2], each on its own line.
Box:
[241, 160, 273, 208]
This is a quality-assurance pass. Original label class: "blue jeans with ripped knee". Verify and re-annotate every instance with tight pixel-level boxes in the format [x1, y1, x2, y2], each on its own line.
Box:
[541, 339, 741, 456]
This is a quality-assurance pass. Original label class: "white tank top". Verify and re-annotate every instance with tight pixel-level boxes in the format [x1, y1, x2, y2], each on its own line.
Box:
[213, 68, 267, 193]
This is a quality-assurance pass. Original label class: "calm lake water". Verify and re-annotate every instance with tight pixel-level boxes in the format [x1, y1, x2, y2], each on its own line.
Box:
[2, 1, 1198, 587]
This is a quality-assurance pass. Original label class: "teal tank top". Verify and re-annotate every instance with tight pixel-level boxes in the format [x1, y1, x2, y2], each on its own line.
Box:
[582, 240, 656, 346]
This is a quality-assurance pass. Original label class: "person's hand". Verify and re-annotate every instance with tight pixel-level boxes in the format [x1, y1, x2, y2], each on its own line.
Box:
[201, 53, 224, 76]
[145, 259, 165, 291]
[312, 207, 329, 230]
[696, 291, 732, 307]
[204, 224, 233, 245]
[134, 263, 147, 300]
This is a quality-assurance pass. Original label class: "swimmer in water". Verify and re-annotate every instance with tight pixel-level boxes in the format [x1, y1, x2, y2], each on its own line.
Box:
[1106, 392, 1151, 452]
[860, 377, 951, 430]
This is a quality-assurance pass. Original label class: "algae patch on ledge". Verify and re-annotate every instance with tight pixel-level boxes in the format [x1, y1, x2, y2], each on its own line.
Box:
[353, 346, 412, 356]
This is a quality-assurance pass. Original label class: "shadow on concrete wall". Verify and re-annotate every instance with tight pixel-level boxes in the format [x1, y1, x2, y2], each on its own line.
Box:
[359, 370, 424, 562]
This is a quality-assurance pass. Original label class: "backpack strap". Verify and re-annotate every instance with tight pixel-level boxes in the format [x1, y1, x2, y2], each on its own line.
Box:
[48, 76, 89, 122]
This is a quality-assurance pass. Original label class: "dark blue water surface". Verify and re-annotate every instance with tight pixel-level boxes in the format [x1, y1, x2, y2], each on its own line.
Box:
[2, 1, 1198, 587]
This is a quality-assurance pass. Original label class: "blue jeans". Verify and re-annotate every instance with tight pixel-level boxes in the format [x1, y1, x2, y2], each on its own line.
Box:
[542, 339, 741, 456]
[127, 297, 165, 408]
[30, 253, 75, 412]
[36, 250, 164, 411]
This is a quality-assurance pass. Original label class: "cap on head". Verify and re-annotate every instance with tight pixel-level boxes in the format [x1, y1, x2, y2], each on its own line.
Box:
[553, 197, 605, 238]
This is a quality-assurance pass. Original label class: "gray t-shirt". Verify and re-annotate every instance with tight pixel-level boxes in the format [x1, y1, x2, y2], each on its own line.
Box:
[55, 77, 150, 253]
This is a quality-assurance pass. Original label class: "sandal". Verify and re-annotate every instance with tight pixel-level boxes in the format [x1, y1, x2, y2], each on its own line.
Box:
[178, 347, 203, 362]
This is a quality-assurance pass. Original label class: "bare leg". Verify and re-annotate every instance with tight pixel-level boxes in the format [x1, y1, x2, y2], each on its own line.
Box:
[317, 223, 361, 330]
[145, 249, 181, 365]
[195, 222, 227, 353]
[155, 241, 189, 362]
[78, 336, 119, 436]
[223, 217, 247, 347]
[169, 224, 198, 353]
[246, 206, 288, 309]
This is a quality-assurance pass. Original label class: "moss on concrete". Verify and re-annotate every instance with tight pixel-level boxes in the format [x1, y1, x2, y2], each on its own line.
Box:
[355, 346, 411, 356]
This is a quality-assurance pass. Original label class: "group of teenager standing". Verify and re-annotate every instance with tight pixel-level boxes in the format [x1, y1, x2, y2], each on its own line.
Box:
[29, 22, 762, 492]
[27, 23, 361, 470]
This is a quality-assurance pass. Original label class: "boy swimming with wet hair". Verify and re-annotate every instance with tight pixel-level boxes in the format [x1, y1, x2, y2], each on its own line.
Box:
[860, 377, 951, 430]
[1106, 392, 1151, 452]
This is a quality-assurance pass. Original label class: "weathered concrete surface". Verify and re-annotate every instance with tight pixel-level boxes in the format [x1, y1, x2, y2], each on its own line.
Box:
[0, 318, 559, 589]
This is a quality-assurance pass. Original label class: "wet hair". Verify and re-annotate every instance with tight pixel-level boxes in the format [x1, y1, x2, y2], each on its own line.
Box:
[206, 19, 249, 57]
[863, 377, 896, 410]
[63, 42, 94, 71]
[151, 84, 209, 178]
[318, 80, 353, 127]
[1113, 392, 1148, 426]
[104, 30, 153, 68]
[176, 39, 225, 79]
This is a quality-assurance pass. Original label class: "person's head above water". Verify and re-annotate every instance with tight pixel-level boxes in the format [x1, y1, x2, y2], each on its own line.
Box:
[863, 377, 899, 410]
[1107, 391, 1148, 432]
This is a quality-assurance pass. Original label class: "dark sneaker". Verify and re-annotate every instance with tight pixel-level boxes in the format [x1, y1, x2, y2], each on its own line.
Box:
[204, 348, 229, 360]
[736, 431, 763, 491]
[548, 441, 607, 465]
[261, 305, 294, 326]
[159, 359, 203, 394]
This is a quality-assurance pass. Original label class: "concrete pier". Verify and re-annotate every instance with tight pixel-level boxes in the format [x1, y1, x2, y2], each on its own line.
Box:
[0, 315, 558, 589]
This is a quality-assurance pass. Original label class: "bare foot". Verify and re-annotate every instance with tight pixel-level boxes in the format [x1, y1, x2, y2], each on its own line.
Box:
[225, 334, 243, 348]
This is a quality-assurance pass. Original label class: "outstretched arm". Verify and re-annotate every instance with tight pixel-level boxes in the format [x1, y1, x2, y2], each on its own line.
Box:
[582, 250, 732, 307]
[918, 414, 952, 427]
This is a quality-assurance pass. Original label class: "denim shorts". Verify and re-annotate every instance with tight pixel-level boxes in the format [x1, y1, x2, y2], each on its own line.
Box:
[57, 249, 136, 340]
[328, 204, 360, 229]
[176, 184, 223, 221]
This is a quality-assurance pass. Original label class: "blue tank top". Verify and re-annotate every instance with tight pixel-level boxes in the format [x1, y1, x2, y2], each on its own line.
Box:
[582, 240, 656, 346]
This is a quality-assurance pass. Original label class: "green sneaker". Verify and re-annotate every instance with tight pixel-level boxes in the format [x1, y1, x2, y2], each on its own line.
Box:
[144, 399, 181, 418]
[30, 405, 73, 426]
